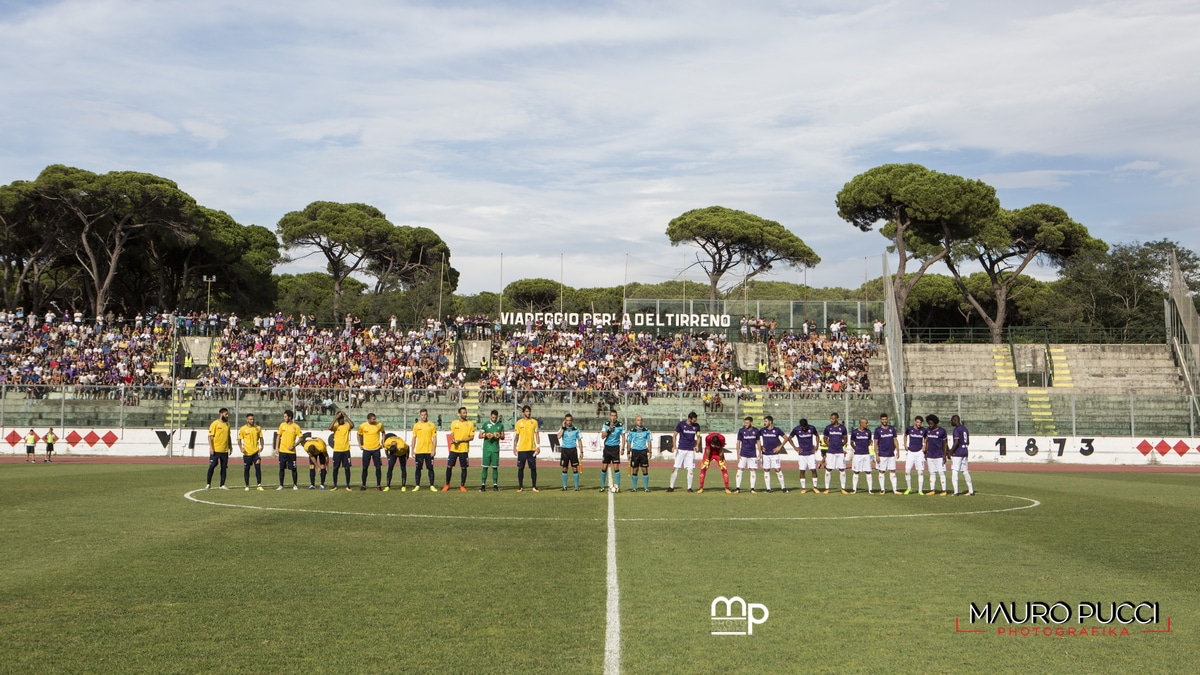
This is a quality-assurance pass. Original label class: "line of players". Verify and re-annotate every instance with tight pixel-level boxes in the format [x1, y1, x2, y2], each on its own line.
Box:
[674, 411, 976, 496]
[203, 405, 974, 496]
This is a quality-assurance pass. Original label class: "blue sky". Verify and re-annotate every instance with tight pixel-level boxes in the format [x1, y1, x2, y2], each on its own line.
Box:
[2, 0, 1198, 294]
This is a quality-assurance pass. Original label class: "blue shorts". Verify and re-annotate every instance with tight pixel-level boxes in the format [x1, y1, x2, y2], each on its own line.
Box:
[243, 452, 261, 465]
[447, 451, 469, 468]
[278, 453, 297, 470]
[332, 451, 352, 469]
[362, 449, 381, 466]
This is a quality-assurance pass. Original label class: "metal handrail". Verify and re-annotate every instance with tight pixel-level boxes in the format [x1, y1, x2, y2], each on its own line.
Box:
[905, 326, 1166, 345]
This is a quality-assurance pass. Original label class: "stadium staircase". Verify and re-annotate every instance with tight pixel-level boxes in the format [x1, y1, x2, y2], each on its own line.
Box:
[166, 385, 193, 427]
[741, 386, 764, 418]
[993, 346, 1017, 388]
[462, 382, 481, 419]
[1024, 389, 1057, 434]
[1047, 347, 1074, 388]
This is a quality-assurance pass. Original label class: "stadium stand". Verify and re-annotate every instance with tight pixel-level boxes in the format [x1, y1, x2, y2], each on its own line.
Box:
[0, 306, 1193, 440]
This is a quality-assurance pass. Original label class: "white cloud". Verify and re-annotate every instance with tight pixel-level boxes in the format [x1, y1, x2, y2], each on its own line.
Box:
[978, 170, 1099, 191]
[181, 120, 229, 146]
[87, 106, 177, 136]
[1117, 160, 1163, 172]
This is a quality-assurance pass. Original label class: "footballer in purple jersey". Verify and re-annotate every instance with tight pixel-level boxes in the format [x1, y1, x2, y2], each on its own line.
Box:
[668, 412, 701, 492]
[734, 417, 761, 493]
[873, 414, 900, 494]
[903, 415, 927, 494]
[849, 418, 875, 493]
[758, 416, 788, 493]
[923, 414, 949, 495]
[788, 419, 821, 492]
[821, 413, 849, 493]
[949, 414, 975, 496]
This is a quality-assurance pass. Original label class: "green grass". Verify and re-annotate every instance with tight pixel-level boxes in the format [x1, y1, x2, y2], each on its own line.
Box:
[1, 465, 1196, 673]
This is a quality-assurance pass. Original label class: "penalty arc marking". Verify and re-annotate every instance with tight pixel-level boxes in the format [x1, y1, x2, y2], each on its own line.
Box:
[184, 489, 581, 520]
[185, 490, 1039, 521]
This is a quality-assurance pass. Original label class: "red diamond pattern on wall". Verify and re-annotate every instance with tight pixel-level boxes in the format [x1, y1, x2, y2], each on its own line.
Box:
[1154, 440, 1171, 456]
[101, 431, 118, 447]
[83, 431, 100, 447]
[1135, 440, 1153, 456]
[5, 430, 23, 446]
[1173, 441, 1190, 456]
[66, 431, 83, 446]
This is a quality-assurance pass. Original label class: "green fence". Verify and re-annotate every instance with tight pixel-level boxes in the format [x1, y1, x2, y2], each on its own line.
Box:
[904, 326, 1166, 345]
[4, 386, 1194, 439]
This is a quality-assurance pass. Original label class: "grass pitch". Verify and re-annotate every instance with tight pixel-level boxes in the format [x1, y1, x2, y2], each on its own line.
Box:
[0, 463, 1196, 674]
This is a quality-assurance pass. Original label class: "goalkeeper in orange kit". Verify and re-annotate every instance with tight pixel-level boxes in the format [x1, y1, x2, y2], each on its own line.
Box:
[697, 432, 732, 494]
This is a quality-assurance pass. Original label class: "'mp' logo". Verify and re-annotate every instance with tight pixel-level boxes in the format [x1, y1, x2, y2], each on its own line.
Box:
[710, 596, 769, 635]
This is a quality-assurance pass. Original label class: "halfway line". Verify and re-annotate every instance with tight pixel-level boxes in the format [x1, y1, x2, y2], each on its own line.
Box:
[604, 489, 621, 675]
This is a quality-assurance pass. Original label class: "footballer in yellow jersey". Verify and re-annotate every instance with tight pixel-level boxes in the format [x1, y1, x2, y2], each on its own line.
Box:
[357, 413, 385, 490]
[330, 415, 354, 451]
[302, 434, 329, 489]
[443, 407, 476, 492]
[328, 411, 354, 490]
[276, 411, 302, 490]
[384, 433, 410, 491]
[513, 405, 540, 491]
[358, 416, 384, 449]
[205, 408, 232, 489]
[410, 408, 438, 491]
[238, 414, 264, 490]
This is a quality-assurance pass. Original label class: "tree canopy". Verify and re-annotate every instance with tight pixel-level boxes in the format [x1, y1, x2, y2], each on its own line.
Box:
[666, 206, 819, 301]
[836, 164, 999, 323]
[944, 203, 1106, 343]
[277, 201, 392, 320]
[0, 165, 277, 317]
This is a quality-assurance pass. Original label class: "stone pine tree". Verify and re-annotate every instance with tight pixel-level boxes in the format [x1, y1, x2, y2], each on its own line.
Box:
[944, 203, 1105, 343]
[666, 206, 819, 302]
[277, 201, 392, 320]
[836, 164, 998, 325]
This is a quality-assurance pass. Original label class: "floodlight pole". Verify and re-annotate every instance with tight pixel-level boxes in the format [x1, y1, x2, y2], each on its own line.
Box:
[202, 275, 217, 314]
[437, 252, 445, 321]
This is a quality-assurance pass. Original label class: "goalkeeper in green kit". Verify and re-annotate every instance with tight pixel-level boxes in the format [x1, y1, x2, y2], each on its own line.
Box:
[478, 409, 505, 491]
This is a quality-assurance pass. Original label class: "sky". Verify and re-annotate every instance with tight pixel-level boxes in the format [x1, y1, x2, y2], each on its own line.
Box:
[2, 0, 1198, 295]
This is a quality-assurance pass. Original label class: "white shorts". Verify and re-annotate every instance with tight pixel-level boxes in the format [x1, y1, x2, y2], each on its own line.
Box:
[905, 451, 925, 472]
[761, 454, 782, 470]
[825, 453, 846, 471]
[927, 457, 946, 473]
[737, 456, 759, 470]
[876, 456, 897, 471]
[852, 454, 873, 472]
[673, 449, 696, 469]
[952, 456, 969, 473]
[797, 454, 818, 471]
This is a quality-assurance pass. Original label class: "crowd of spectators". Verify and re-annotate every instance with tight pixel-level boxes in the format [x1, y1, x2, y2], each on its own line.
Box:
[477, 320, 876, 402]
[766, 331, 876, 395]
[479, 326, 750, 406]
[0, 311, 171, 403]
[199, 318, 465, 407]
[0, 304, 878, 410]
